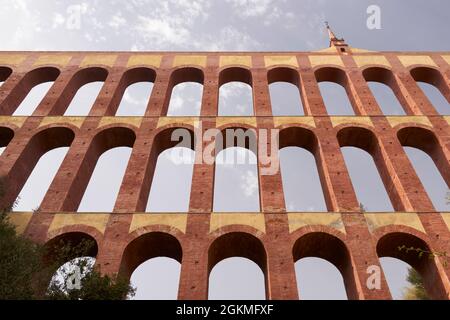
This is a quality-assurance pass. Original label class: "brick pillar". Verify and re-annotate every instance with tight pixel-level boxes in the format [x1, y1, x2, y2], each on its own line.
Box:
[252, 56, 286, 213]
[114, 67, 175, 212]
[95, 214, 133, 276]
[297, 55, 392, 299]
[177, 214, 210, 299]
[264, 214, 299, 299]
[178, 58, 218, 299]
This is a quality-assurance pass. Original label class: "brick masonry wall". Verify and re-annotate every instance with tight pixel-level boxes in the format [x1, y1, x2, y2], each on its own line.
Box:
[1, 49, 450, 299]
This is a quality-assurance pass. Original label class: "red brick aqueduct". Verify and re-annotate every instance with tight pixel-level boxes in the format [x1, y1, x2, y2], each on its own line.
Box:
[1, 39, 450, 300]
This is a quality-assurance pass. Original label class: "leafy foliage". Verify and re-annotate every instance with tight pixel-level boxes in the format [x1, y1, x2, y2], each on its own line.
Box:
[0, 177, 135, 300]
[403, 268, 429, 300]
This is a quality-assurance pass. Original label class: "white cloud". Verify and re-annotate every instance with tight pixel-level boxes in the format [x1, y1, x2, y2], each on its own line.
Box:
[226, 0, 274, 18]
[108, 12, 127, 29]
[135, 16, 190, 47]
[240, 170, 258, 197]
[52, 12, 65, 29]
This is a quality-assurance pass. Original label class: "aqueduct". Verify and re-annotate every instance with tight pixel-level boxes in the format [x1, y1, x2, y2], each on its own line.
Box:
[1, 32, 450, 299]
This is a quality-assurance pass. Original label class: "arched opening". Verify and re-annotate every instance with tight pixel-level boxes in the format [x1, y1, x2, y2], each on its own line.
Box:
[45, 232, 98, 295]
[63, 67, 108, 116]
[293, 232, 351, 299]
[120, 232, 182, 300]
[315, 67, 355, 115]
[78, 147, 132, 212]
[218, 67, 253, 116]
[338, 127, 395, 212]
[397, 127, 450, 211]
[267, 67, 304, 115]
[166, 67, 203, 116]
[362, 67, 407, 115]
[141, 127, 195, 212]
[208, 232, 267, 299]
[115, 68, 156, 116]
[0, 126, 14, 155]
[213, 146, 260, 212]
[146, 147, 195, 212]
[4, 127, 74, 211]
[278, 127, 327, 211]
[410, 67, 450, 115]
[11, 67, 60, 116]
[377, 232, 447, 299]
[77, 127, 135, 212]
[14, 147, 69, 211]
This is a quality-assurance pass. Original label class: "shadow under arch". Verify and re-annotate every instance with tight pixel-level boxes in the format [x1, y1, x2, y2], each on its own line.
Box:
[219, 67, 252, 87]
[208, 231, 268, 298]
[215, 126, 257, 156]
[397, 126, 450, 186]
[377, 231, 448, 300]
[119, 231, 183, 280]
[292, 232, 356, 299]
[410, 66, 450, 104]
[0, 66, 12, 82]
[267, 67, 300, 86]
[0, 126, 14, 148]
[1, 66, 60, 115]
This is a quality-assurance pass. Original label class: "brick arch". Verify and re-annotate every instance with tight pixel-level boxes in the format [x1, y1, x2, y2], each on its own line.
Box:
[219, 67, 252, 87]
[215, 126, 257, 156]
[135, 126, 195, 211]
[267, 67, 300, 86]
[44, 231, 99, 264]
[49, 66, 108, 115]
[108, 67, 157, 115]
[362, 66, 410, 115]
[119, 231, 183, 280]
[280, 126, 333, 211]
[376, 231, 449, 299]
[314, 66, 358, 115]
[207, 231, 268, 297]
[1, 126, 74, 209]
[0, 66, 13, 82]
[162, 67, 205, 116]
[0, 126, 14, 148]
[1, 66, 60, 115]
[292, 231, 358, 299]
[63, 126, 136, 211]
[337, 126, 401, 210]
[410, 66, 450, 105]
[397, 126, 450, 186]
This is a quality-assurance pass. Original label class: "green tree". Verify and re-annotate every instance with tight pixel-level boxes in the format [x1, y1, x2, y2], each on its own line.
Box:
[403, 268, 429, 300]
[0, 177, 135, 300]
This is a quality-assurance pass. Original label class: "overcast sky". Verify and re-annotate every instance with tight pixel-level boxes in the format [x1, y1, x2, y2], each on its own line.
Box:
[1, 0, 450, 300]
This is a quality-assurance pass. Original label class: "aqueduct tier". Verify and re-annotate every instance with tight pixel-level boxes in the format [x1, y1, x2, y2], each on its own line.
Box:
[1, 48, 450, 299]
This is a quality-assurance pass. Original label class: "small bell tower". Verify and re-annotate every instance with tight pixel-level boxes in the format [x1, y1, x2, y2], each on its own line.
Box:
[325, 22, 350, 54]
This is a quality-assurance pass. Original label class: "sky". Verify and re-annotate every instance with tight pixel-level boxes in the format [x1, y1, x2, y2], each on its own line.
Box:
[1, 0, 450, 300]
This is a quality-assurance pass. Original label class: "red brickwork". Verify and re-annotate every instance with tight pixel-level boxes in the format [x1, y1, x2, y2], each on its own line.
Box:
[0, 50, 449, 299]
